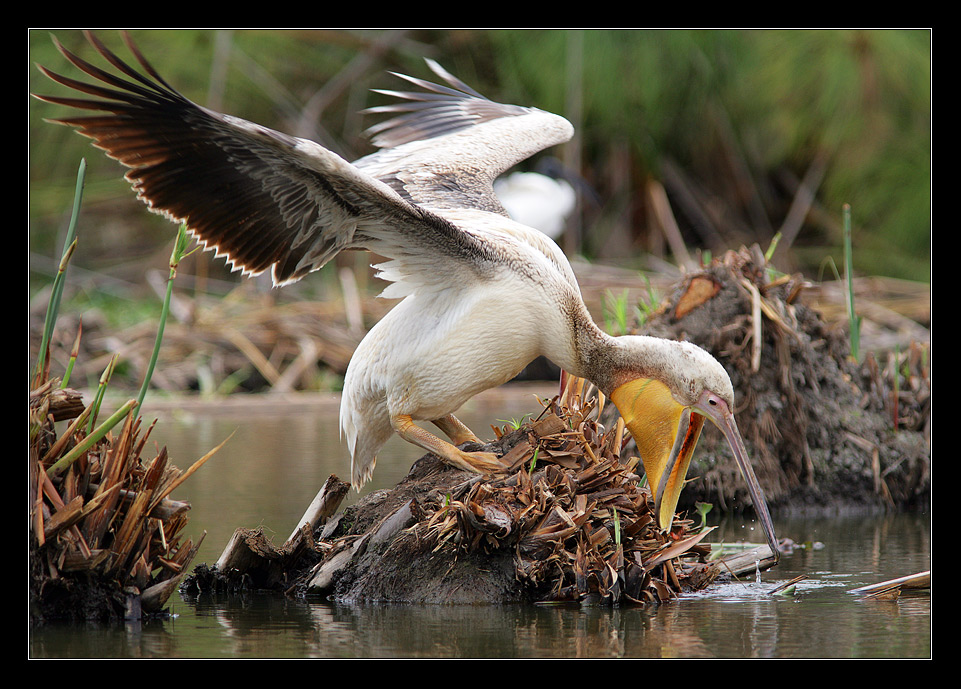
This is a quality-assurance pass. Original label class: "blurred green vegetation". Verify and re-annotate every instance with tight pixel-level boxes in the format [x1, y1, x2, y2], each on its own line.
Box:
[30, 29, 930, 294]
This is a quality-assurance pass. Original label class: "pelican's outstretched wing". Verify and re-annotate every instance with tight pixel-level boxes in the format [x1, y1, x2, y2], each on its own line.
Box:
[34, 32, 569, 288]
[355, 59, 574, 216]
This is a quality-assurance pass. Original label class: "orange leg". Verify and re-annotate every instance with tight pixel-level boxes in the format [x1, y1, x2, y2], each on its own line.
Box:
[392, 414, 503, 474]
[432, 414, 482, 445]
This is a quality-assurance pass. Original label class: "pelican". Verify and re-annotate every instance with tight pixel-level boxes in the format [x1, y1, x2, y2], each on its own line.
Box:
[34, 32, 779, 558]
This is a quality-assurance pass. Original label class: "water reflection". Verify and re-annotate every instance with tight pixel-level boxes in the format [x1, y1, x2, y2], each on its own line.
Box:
[164, 592, 747, 658]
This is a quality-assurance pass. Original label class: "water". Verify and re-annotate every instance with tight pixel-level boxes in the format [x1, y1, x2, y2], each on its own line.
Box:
[29, 388, 931, 658]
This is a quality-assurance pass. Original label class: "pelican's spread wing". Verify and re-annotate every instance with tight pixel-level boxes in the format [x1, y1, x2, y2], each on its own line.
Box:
[356, 59, 574, 216]
[35, 33, 573, 291]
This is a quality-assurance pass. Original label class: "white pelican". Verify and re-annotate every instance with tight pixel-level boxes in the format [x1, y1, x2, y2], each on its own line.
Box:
[35, 32, 779, 557]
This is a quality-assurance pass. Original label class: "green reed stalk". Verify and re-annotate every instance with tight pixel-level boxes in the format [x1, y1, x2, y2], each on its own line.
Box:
[47, 399, 138, 478]
[843, 204, 861, 362]
[34, 159, 85, 386]
[136, 223, 193, 412]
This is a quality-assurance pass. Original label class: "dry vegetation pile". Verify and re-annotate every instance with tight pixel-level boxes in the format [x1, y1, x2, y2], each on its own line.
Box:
[361, 391, 723, 604]
[30, 376, 212, 623]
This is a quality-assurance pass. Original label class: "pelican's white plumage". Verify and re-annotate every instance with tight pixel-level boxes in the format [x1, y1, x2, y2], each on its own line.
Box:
[35, 32, 778, 557]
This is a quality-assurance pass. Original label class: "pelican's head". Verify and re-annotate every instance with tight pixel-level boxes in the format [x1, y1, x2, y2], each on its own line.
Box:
[606, 337, 779, 558]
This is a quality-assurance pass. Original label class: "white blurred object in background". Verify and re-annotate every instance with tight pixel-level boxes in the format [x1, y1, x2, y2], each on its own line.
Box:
[494, 171, 576, 240]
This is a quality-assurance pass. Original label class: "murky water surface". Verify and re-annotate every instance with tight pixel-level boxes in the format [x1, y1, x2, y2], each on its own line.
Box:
[30, 389, 931, 658]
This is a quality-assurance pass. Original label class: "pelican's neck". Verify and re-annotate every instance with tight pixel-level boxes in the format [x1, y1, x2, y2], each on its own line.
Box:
[546, 301, 647, 396]
[549, 301, 704, 402]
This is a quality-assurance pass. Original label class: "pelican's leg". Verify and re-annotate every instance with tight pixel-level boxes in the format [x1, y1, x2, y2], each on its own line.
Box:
[432, 414, 482, 445]
[391, 414, 503, 474]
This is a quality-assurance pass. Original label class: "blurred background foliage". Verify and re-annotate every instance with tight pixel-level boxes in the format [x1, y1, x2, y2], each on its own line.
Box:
[29, 29, 930, 301]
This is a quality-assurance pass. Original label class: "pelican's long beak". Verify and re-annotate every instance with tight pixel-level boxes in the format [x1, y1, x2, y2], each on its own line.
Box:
[611, 379, 779, 561]
[692, 389, 779, 560]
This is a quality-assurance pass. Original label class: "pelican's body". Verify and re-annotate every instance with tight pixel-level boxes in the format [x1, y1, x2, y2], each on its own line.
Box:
[341, 210, 578, 484]
[35, 32, 778, 558]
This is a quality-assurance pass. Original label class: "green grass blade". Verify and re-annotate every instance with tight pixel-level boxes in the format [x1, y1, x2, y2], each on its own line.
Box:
[34, 159, 86, 385]
[843, 204, 861, 362]
[47, 399, 138, 478]
[136, 223, 193, 412]
[88, 354, 119, 433]
[60, 320, 82, 389]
